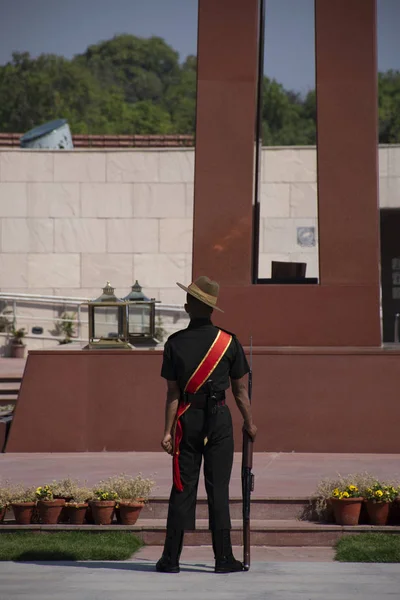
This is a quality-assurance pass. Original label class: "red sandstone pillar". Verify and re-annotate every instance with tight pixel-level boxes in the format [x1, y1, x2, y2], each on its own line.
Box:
[315, 0, 380, 290]
[193, 0, 261, 285]
[193, 0, 380, 346]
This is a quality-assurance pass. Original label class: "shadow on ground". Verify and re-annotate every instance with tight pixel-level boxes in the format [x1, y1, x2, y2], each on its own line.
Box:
[15, 559, 212, 573]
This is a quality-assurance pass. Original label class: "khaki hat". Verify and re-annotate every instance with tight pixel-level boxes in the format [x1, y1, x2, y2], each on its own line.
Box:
[176, 276, 223, 312]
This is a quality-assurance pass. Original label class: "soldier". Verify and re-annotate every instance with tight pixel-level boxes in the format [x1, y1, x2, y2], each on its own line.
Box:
[156, 276, 257, 574]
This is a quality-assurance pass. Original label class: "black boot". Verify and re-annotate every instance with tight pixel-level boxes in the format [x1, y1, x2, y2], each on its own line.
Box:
[156, 529, 184, 573]
[212, 529, 243, 573]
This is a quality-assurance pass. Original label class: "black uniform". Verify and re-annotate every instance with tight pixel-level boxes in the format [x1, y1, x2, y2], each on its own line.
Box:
[161, 317, 249, 533]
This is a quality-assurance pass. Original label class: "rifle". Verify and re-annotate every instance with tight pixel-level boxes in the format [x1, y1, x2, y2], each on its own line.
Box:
[241, 336, 255, 571]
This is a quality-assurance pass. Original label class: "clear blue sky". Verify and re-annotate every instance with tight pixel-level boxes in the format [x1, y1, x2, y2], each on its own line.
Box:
[0, 0, 398, 93]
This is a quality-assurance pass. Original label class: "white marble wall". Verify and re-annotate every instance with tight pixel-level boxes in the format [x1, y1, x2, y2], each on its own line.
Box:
[0, 145, 399, 350]
[0, 149, 194, 305]
[259, 145, 400, 278]
[260, 147, 319, 277]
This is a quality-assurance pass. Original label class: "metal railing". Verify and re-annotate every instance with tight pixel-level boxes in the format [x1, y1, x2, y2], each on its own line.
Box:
[0, 292, 185, 344]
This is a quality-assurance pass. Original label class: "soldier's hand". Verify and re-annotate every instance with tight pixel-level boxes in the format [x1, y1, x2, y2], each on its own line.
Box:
[243, 422, 257, 441]
[161, 433, 173, 455]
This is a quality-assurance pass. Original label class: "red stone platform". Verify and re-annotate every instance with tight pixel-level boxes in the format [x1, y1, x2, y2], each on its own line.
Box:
[5, 348, 400, 453]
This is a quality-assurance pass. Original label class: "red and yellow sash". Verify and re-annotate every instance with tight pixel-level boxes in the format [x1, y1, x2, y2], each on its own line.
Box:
[173, 330, 232, 492]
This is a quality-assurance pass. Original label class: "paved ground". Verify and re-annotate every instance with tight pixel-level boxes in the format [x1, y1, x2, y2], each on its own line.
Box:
[1, 559, 400, 600]
[136, 545, 336, 563]
[1, 451, 400, 497]
[0, 358, 26, 377]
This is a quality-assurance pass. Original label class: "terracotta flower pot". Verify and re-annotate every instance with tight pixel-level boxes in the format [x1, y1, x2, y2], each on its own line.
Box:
[115, 506, 122, 524]
[118, 501, 144, 525]
[12, 502, 36, 525]
[389, 498, 400, 525]
[10, 343, 26, 359]
[65, 504, 88, 525]
[54, 496, 73, 523]
[85, 505, 95, 524]
[330, 497, 363, 525]
[366, 500, 390, 526]
[0, 506, 6, 523]
[37, 499, 66, 524]
[90, 500, 116, 525]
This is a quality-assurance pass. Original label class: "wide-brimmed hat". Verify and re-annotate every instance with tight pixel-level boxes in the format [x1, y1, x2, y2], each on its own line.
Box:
[176, 276, 223, 312]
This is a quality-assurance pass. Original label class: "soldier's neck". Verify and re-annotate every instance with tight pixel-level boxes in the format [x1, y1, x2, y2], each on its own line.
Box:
[188, 316, 213, 326]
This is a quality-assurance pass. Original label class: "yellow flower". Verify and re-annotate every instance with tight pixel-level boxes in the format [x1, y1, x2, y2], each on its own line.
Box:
[341, 492, 350, 498]
[375, 490, 383, 497]
[348, 485, 358, 491]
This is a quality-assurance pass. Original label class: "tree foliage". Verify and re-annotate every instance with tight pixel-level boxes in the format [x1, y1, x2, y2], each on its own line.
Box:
[378, 70, 400, 144]
[0, 35, 399, 144]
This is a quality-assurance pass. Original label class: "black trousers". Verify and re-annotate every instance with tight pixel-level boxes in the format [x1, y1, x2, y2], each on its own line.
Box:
[167, 404, 234, 531]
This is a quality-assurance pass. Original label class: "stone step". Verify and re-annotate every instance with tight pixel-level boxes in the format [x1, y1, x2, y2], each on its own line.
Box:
[1, 519, 400, 547]
[0, 397, 17, 406]
[1, 497, 311, 522]
[141, 497, 309, 521]
[0, 377, 21, 405]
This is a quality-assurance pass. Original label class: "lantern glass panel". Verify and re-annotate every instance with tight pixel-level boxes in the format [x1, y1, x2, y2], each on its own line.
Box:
[129, 304, 151, 336]
[93, 306, 121, 340]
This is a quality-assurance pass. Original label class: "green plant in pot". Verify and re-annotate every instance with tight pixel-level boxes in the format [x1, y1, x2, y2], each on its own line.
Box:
[364, 482, 399, 526]
[50, 477, 80, 523]
[104, 473, 155, 525]
[10, 327, 26, 358]
[0, 313, 12, 334]
[55, 312, 76, 345]
[65, 486, 93, 525]
[391, 485, 400, 525]
[330, 483, 364, 525]
[0, 480, 12, 523]
[10, 484, 36, 524]
[35, 484, 65, 524]
[311, 472, 376, 525]
[90, 486, 118, 525]
[50, 478, 80, 502]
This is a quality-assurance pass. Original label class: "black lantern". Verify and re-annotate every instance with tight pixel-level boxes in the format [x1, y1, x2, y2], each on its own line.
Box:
[86, 282, 131, 349]
[123, 280, 156, 345]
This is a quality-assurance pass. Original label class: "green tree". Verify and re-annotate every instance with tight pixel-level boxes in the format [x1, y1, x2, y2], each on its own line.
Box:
[163, 55, 197, 134]
[75, 34, 180, 104]
[261, 77, 316, 146]
[0, 52, 121, 133]
[127, 101, 173, 134]
[378, 70, 400, 143]
[0, 37, 399, 145]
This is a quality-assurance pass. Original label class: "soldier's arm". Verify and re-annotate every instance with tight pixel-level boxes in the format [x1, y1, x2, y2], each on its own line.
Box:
[164, 380, 180, 435]
[231, 376, 257, 440]
[161, 380, 180, 454]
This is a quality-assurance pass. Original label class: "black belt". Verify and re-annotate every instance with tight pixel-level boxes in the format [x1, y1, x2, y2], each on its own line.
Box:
[183, 390, 226, 409]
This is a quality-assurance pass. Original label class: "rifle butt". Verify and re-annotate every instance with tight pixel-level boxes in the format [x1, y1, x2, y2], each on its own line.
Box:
[243, 522, 251, 570]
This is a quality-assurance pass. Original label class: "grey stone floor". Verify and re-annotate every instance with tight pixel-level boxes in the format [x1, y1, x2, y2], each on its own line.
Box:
[136, 545, 336, 562]
[1, 559, 400, 600]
